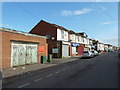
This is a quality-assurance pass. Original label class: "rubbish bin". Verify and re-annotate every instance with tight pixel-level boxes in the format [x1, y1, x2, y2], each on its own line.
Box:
[47, 54, 52, 62]
[41, 56, 47, 63]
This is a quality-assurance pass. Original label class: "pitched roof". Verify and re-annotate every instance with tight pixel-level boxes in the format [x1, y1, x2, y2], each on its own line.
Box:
[41, 20, 69, 32]
[68, 30, 76, 34]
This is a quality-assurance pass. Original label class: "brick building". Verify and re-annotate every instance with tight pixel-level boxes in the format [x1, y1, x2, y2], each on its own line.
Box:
[1, 28, 48, 69]
[29, 20, 72, 58]
[29, 20, 99, 58]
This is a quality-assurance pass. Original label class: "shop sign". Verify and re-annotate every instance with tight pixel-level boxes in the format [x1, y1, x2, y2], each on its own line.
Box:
[52, 48, 58, 53]
[38, 46, 45, 52]
[62, 41, 71, 45]
[72, 43, 79, 47]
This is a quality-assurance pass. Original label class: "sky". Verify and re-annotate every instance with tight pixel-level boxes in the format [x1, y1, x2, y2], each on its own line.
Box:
[1, 2, 118, 46]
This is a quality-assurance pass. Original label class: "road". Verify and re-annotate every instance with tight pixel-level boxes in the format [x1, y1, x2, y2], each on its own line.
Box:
[3, 51, 119, 88]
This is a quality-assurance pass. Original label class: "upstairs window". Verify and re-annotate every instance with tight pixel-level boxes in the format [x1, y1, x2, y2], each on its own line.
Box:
[61, 30, 64, 39]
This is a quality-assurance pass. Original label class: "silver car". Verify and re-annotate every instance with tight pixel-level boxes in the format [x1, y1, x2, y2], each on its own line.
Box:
[82, 51, 94, 58]
[91, 50, 99, 56]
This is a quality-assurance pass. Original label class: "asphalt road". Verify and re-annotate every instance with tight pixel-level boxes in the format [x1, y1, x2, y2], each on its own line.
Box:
[3, 51, 119, 88]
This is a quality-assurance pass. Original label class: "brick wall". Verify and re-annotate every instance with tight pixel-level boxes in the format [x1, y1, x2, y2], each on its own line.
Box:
[1, 31, 47, 69]
[29, 20, 57, 41]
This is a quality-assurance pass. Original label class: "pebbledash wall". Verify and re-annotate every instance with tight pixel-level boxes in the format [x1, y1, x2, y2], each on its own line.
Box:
[1, 28, 48, 69]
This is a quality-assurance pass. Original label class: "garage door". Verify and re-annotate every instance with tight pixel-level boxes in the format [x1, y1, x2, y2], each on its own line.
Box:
[11, 41, 38, 67]
[62, 45, 69, 57]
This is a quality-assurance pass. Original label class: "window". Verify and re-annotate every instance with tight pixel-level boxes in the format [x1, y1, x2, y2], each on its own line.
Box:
[61, 30, 64, 39]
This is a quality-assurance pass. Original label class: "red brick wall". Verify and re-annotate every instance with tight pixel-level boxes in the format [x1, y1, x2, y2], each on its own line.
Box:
[71, 54, 76, 57]
[68, 33, 70, 41]
[29, 20, 57, 41]
[1, 31, 47, 69]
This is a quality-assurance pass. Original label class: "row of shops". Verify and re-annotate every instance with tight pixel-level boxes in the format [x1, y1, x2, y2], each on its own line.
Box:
[29, 20, 96, 58]
[43, 40, 93, 58]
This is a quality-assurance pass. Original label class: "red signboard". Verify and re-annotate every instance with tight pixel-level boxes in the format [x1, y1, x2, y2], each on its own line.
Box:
[38, 46, 45, 52]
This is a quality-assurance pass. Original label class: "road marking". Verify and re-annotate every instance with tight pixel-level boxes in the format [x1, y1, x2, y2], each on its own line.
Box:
[34, 78, 43, 82]
[46, 74, 53, 77]
[55, 71, 61, 74]
[18, 83, 30, 88]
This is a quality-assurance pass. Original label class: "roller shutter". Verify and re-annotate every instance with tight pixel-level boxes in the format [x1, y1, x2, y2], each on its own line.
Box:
[62, 45, 69, 57]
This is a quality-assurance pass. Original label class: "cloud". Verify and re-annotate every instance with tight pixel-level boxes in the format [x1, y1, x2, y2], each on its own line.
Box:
[91, 4, 106, 13]
[100, 22, 112, 25]
[61, 8, 92, 16]
[61, 10, 72, 16]
[73, 9, 92, 15]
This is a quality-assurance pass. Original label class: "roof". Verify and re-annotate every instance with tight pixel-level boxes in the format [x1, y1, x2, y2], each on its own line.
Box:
[68, 30, 76, 34]
[41, 20, 86, 37]
[0, 27, 46, 39]
[41, 20, 69, 32]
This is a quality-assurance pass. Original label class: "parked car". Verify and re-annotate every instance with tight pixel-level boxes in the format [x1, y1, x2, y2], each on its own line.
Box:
[91, 50, 99, 56]
[82, 51, 94, 58]
[108, 49, 114, 52]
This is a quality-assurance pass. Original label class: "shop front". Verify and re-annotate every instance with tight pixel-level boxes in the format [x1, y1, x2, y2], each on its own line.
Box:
[71, 43, 79, 56]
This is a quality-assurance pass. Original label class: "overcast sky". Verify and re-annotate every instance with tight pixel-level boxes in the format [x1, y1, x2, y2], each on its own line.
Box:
[2, 2, 118, 46]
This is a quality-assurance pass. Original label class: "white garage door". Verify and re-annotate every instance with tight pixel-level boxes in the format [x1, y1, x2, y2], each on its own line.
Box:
[62, 45, 69, 57]
[11, 41, 38, 67]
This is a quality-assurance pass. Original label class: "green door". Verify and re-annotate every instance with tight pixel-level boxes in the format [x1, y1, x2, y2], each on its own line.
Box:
[18, 43, 26, 65]
[11, 42, 38, 67]
[11, 43, 19, 67]
[26, 44, 38, 64]
[31, 44, 38, 64]
[26, 45, 32, 64]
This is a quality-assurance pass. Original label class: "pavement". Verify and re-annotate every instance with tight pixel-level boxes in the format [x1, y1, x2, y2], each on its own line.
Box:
[2, 55, 81, 79]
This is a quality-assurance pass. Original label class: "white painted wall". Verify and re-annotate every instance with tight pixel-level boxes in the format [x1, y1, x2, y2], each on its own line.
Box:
[76, 36, 83, 44]
[84, 38, 87, 44]
[70, 34, 76, 42]
[76, 36, 78, 43]
[57, 28, 68, 41]
[57, 28, 61, 40]
[97, 43, 104, 51]
[89, 39, 93, 45]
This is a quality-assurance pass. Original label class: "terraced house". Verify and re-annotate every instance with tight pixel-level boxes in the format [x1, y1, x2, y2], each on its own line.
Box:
[29, 20, 71, 58]
[29, 20, 95, 58]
